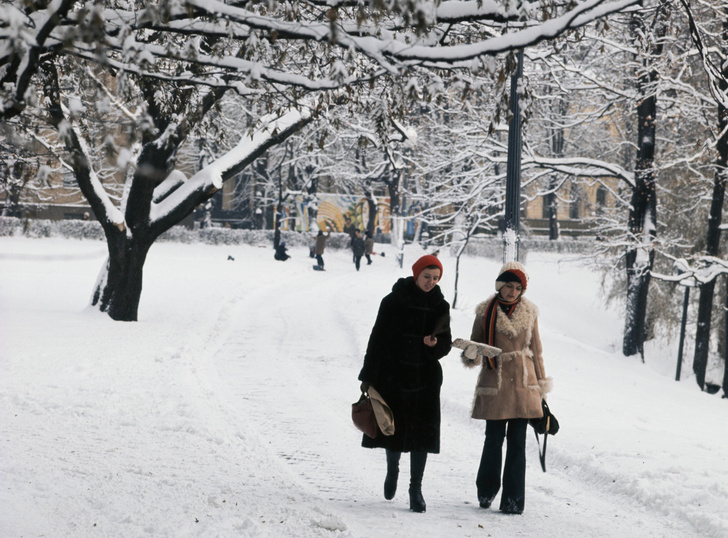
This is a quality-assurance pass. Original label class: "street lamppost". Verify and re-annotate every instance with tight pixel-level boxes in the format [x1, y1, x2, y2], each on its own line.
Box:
[504, 49, 524, 263]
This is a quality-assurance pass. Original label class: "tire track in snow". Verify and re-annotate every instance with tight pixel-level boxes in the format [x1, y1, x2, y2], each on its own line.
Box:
[212, 266, 380, 507]
[208, 251, 705, 537]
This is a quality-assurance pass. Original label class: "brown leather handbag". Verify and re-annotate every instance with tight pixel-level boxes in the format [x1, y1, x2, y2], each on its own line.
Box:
[351, 392, 379, 438]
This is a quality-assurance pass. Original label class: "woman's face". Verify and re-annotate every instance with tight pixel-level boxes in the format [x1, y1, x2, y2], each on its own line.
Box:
[499, 281, 523, 302]
[415, 268, 441, 293]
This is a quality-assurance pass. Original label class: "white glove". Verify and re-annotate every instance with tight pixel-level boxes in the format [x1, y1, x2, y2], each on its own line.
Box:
[464, 344, 479, 360]
[460, 349, 481, 368]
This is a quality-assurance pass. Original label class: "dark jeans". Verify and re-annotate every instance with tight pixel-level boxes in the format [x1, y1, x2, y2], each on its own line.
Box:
[476, 418, 528, 512]
[354, 255, 362, 270]
[316, 254, 324, 268]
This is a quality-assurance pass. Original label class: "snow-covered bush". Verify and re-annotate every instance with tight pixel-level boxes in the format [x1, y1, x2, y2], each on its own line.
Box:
[1, 217, 592, 255]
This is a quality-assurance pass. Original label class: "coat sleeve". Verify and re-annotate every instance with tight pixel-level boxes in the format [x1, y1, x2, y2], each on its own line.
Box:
[426, 310, 452, 361]
[420, 299, 451, 360]
[469, 313, 485, 343]
[433, 327, 453, 360]
[460, 313, 485, 368]
[530, 317, 552, 397]
[358, 297, 391, 385]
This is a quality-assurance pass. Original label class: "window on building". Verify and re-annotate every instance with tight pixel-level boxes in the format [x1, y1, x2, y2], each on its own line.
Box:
[62, 168, 76, 188]
[569, 185, 580, 219]
[595, 186, 607, 215]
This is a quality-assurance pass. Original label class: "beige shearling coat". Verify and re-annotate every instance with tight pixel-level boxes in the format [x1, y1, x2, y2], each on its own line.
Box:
[465, 295, 551, 420]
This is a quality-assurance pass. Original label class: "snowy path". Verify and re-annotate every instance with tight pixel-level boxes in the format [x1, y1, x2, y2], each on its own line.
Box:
[2, 238, 725, 538]
[207, 248, 706, 537]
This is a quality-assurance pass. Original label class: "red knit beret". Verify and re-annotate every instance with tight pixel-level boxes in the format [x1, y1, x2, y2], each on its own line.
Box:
[412, 254, 443, 280]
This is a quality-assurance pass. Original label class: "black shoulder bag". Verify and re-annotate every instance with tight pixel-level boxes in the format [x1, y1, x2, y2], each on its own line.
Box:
[529, 399, 559, 472]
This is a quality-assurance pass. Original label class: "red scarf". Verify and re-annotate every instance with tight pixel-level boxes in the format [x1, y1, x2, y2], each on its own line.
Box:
[482, 296, 520, 369]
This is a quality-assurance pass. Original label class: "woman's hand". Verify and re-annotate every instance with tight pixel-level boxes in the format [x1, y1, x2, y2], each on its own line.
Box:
[423, 335, 438, 347]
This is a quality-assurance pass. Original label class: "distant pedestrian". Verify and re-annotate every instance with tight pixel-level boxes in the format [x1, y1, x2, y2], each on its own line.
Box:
[350, 230, 366, 271]
[343, 217, 356, 238]
[364, 231, 374, 265]
[315, 228, 331, 269]
[274, 241, 290, 261]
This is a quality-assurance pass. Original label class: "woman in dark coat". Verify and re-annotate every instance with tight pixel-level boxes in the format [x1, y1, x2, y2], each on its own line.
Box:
[358, 255, 452, 513]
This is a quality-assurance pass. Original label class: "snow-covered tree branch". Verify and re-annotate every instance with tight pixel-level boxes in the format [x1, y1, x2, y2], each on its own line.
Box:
[0, 0, 642, 321]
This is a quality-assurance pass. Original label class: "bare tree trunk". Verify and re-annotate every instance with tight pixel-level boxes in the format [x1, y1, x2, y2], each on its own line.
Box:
[546, 186, 559, 240]
[623, 248, 655, 359]
[274, 170, 283, 249]
[386, 171, 404, 268]
[365, 189, 378, 235]
[307, 170, 318, 232]
[91, 235, 153, 321]
[693, 16, 728, 389]
[451, 224, 472, 309]
[623, 5, 667, 358]
[723, 280, 728, 398]
[90, 131, 179, 320]
[547, 97, 566, 240]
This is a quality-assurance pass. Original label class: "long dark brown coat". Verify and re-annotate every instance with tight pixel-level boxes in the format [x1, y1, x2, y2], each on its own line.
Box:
[358, 277, 452, 453]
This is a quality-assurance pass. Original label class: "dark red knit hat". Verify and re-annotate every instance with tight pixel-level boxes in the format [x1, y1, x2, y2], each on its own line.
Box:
[495, 261, 528, 293]
[412, 255, 443, 280]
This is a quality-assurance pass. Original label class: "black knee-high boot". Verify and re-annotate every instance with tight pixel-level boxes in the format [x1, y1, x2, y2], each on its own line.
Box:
[409, 451, 428, 513]
[384, 449, 401, 500]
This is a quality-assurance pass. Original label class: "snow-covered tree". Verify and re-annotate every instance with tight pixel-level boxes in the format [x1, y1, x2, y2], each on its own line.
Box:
[678, 0, 728, 393]
[507, 2, 715, 362]
[402, 86, 506, 306]
[0, 0, 641, 321]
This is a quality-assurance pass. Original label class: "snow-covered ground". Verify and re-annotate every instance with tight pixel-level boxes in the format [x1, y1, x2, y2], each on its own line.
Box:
[1, 236, 726, 538]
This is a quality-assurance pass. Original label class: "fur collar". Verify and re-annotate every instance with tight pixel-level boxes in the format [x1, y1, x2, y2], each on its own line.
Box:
[475, 295, 538, 338]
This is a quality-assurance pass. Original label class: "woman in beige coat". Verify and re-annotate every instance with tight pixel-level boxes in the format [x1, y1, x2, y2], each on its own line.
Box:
[463, 261, 551, 514]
